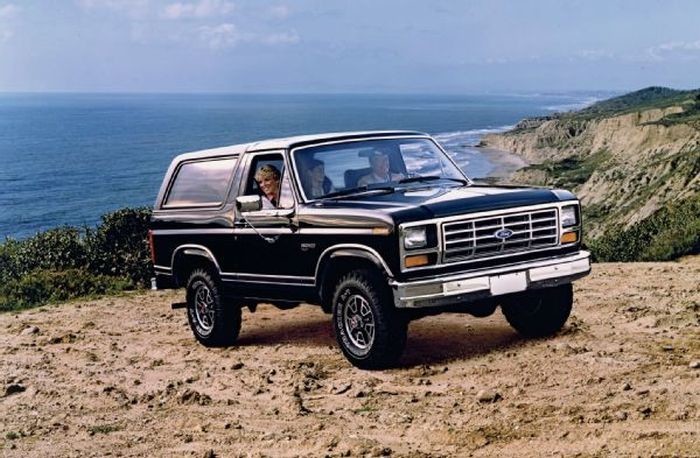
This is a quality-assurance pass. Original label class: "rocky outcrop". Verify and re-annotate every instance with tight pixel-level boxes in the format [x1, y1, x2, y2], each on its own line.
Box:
[481, 105, 700, 240]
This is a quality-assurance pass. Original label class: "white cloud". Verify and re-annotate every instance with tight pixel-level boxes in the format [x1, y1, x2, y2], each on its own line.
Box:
[197, 22, 299, 49]
[163, 0, 234, 19]
[0, 3, 19, 19]
[646, 40, 700, 61]
[76, 0, 151, 19]
[576, 49, 615, 61]
[267, 4, 289, 19]
[261, 30, 299, 45]
[0, 29, 12, 43]
[198, 22, 241, 48]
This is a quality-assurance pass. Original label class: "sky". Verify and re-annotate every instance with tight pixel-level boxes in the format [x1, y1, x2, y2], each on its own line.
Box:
[0, 0, 699, 93]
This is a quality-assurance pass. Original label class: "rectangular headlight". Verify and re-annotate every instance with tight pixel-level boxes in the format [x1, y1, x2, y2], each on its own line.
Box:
[403, 226, 427, 249]
[561, 205, 578, 228]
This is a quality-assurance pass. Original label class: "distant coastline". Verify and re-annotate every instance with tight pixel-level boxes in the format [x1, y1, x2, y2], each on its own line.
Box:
[0, 92, 602, 239]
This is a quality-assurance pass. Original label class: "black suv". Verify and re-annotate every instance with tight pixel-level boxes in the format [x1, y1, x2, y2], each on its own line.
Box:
[150, 131, 590, 369]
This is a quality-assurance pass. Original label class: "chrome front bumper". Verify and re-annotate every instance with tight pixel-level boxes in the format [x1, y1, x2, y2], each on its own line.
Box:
[390, 251, 591, 308]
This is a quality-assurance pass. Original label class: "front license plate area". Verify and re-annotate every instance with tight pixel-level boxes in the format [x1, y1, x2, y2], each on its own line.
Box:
[490, 272, 527, 296]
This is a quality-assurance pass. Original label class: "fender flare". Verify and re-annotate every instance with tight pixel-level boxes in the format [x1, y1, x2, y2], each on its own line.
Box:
[315, 244, 394, 285]
[171, 245, 222, 282]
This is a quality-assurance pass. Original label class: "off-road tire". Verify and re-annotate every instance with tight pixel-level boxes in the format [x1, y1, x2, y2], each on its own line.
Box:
[501, 283, 573, 338]
[186, 268, 241, 347]
[332, 268, 408, 369]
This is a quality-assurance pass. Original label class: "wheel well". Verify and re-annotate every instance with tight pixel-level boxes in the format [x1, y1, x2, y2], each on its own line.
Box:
[173, 254, 219, 287]
[319, 256, 386, 314]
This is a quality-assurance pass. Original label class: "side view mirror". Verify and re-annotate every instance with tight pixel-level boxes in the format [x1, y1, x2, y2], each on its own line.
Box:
[236, 195, 262, 212]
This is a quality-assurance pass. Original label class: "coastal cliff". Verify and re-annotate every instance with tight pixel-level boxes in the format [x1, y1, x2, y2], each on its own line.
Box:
[481, 87, 700, 260]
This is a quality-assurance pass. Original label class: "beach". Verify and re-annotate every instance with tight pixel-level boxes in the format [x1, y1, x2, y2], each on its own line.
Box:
[477, 146, 529, 181]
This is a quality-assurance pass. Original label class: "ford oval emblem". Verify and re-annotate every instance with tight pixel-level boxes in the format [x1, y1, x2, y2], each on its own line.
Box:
[494, 228, 514, 240]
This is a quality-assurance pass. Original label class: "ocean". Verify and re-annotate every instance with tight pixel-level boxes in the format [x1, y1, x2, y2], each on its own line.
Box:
[0, 92, 601, 239]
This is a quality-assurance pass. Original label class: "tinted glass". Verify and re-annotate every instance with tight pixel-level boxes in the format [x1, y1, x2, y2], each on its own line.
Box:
[165, 158, 236, 207]
[293, 138, 466, 200]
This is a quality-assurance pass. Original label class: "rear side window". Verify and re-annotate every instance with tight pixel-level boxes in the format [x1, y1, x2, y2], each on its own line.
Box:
[165, 158, 237, 208]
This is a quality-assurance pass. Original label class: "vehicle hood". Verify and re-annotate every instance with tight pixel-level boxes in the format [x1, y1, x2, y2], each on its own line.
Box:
[309, 184, 575, 224]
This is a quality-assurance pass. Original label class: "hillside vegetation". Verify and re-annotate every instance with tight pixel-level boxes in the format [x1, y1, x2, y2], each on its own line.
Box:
[0, 208, 153, 312]
[481, 86, 700, 261]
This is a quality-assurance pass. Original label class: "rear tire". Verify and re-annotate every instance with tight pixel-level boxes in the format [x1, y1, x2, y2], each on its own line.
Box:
[501, 284, 573, 337]
[186, 268, 241, 347]
[332, 269, 407, 369]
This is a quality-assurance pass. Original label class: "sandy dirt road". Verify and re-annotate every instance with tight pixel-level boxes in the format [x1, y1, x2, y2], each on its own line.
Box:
[1, 258, 699, 457]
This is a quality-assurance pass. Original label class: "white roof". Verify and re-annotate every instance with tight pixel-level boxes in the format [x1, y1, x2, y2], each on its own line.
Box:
[172, 130, 426, 162]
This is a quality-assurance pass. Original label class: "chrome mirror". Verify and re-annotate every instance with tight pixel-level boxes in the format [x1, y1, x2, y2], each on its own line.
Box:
[235, 195, 262, 213]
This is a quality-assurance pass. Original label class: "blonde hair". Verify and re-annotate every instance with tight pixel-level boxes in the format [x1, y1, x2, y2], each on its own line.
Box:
[255, 164, 281, 182]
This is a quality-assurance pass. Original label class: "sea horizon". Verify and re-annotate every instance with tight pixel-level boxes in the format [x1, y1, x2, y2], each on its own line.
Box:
[0, 91, 603, 239]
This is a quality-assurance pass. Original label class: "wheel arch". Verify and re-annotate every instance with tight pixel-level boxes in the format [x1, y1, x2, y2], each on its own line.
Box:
[171, 244, 222, 287]
[316, 245, 393, 314]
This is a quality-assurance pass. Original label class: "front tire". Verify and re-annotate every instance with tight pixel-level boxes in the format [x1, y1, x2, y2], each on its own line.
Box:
[501, 283, 573, 337]
[332, 269, 407, 369]
[186, 268, 241, 347]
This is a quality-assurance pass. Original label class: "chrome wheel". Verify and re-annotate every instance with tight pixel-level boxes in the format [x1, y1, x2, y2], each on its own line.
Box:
[342, 294, 375, 351]
[194, 284, 215, 332]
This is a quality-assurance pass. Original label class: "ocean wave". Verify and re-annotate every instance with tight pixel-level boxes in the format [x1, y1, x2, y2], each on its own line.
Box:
[434, 125, 515, 146]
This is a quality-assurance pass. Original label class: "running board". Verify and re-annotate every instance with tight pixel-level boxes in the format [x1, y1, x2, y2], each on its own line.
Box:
[171, 302, 187, 310]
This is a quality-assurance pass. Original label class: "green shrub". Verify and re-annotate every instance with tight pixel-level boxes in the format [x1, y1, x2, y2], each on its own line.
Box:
[2, 227, 88, 281]
[0, 268, 132, 312]
[87, 207, 152, 287]
[0, 207, 153, 312]
[589, 197, 700, 262]
[0, 238, 22, 284]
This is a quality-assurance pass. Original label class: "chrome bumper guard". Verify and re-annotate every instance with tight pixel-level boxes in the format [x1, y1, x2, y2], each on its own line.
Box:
[390, 251, 591, 308]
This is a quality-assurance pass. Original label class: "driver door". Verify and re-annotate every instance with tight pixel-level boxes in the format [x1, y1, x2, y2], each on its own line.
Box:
[230, 151, 312, 298]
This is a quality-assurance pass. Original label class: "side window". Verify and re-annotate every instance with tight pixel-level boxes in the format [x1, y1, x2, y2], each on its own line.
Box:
[245, 154, 294, 210]
[165, 157, 236, 208]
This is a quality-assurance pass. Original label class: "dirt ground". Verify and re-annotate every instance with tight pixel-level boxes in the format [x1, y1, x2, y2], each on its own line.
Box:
[1, 258, 699, 457]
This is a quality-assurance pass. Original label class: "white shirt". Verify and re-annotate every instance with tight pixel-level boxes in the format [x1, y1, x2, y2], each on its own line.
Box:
[357, 172, 404, 187]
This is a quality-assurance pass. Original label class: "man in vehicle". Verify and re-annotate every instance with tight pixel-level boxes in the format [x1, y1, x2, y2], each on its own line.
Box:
[357, 149, 405, 186]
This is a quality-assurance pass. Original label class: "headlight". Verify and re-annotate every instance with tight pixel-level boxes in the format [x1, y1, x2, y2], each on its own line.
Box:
[403, 227, 427, 249]
[561, 205, 578, 227]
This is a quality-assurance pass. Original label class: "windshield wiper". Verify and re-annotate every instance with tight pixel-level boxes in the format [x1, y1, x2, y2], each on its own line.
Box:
[398, 175, 469, 185]
[321, 184, 395, 200]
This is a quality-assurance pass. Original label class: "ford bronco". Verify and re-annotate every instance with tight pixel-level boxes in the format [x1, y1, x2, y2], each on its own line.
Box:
[149, 131, 591, 369]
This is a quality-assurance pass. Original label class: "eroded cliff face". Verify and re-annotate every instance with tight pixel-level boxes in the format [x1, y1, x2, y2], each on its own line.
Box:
[481, 107, 700, 237]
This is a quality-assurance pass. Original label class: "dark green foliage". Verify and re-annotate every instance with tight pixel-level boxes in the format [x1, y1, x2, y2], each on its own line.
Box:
[87, 207, 153, 286]
[2, 227, 88, 281]
[0, 207, 152, 312]
[588, 197, 700, 262]
[574, 86, 700, 119]
[0, 269, 132, 312]
[522, 149, 611, 190]
[652, 97, 700, 126]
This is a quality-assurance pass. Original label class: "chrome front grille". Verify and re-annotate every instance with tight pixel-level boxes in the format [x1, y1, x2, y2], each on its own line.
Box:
[442, 208, 559, 262]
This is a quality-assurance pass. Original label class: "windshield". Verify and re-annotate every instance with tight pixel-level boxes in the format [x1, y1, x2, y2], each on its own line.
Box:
[292, 137, 468, 201]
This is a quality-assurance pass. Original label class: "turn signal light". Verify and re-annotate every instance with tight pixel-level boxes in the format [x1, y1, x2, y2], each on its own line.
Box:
[405, 254, 430, 268]
[147, 230, 156, 263]
[561, 232, 578, 244]
[372, 227, 391, 235]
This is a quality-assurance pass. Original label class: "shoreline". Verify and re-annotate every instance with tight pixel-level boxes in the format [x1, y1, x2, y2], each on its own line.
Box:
[478, 145, 528, 181]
